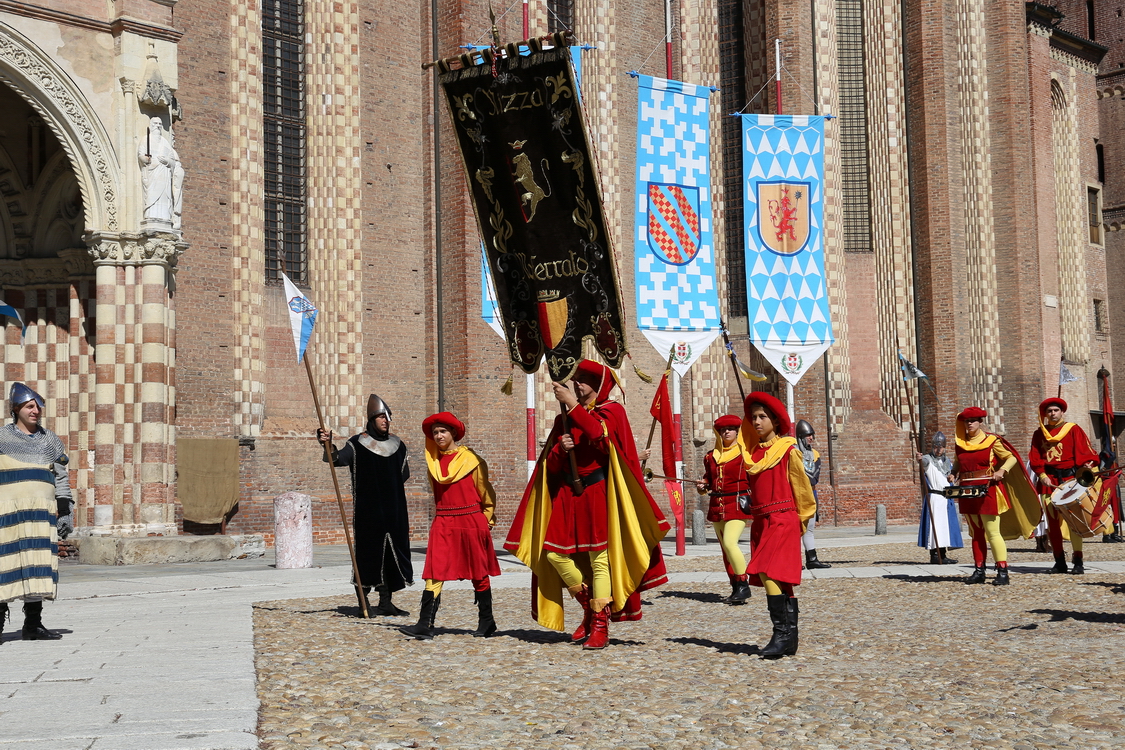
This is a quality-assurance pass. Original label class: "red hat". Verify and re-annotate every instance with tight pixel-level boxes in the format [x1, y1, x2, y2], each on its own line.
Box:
[573, 359, 619, 402]
[957, 406, 987, 422]
[743, 392, 792, 437]
[714, 414, 742, 431]
[422, 412, 465, 442]
[1038, 397, 1067, 418]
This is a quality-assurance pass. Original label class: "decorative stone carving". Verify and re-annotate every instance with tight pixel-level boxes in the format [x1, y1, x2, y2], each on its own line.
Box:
[0, 255, 93, 286]
[0, 26, 119, 232]
[139, 117, 182, 232]
[85, 232, 188, 269]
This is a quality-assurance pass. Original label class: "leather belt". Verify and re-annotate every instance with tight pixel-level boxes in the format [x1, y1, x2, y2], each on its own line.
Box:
[1045, 466, 1076, 480]
[961, 468, 991, 480]
[581, 469, 606, 488]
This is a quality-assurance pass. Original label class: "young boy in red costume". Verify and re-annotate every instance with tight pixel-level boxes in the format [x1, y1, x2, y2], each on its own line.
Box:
[696, 414, 753, 605]
[505, 359, 669, 650]
[400, 412, 501, 640]
[952, 406, 1039, 585]
[1028, 398, 1098, 574]
[741, 392, 816, 659]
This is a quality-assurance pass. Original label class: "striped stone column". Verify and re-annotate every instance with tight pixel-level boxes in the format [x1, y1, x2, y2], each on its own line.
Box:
[86, 232, 184, 536]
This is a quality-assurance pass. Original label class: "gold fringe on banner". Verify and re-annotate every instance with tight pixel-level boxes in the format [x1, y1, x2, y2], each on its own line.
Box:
[423, 30, 574, 72]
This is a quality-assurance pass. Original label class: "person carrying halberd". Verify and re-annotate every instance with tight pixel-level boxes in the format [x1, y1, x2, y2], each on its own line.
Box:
[317, 393, 413, 617]
[741, 392, 817, 659]
[696, 414, 754, 604]
[504, 359, 670, 650]
[916, 431, 963, 564]
[401, 412, 501, 640]
[0, 383, 69, 642]
[952, 406, 1040, 585]
[795, 419, 831, 570]
[1028, 398, 1098, 575]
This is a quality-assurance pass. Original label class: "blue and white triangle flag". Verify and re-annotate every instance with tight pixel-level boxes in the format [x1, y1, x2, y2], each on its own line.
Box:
[1059, 360, 1080, 386]
[282, 273, 318, 363]
[0, 299, 26, 341]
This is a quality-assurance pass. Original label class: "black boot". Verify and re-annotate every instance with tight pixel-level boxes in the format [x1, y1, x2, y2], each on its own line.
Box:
[721, 579, 738, 604]
[1102, 532, 1124, 543]
[784, 597, 799, 656]
[1049, 553, 1068, 574]
[374, 586, 409, 617]
[992, 565, 1010, 586]
[930, 548, 957, 564]
[0, 602, 8, 644]
[728, 576, 752, 605]
[21, 601, 61, 640]
[399, 590, 440, 640]
[1070, 552, 1085, 575]
[472, 589, 497, 638]
[804, 549, 831, 570]
[939, 549, 958, 564]
[965, 566, 986, 584]
[759, 594, 792, 659]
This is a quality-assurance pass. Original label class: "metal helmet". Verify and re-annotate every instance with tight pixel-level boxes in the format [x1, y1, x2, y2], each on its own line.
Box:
[794, 419, 815, 439]
[931, 431, 947, 449]
[366, 392, 392, 422]
[9, 382, 44, 418]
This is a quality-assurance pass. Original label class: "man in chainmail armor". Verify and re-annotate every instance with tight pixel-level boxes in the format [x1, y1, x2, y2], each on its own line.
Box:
[317, 393, 414, 617]
[916, 431, 963, 564]
[0, 383, 69, 642]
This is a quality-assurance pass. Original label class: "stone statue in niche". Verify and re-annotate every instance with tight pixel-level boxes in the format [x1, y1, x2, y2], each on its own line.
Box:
[138, 117, 183, 232]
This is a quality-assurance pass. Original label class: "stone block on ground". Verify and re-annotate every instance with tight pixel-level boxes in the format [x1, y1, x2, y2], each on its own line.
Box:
[77, 536, 238, 565]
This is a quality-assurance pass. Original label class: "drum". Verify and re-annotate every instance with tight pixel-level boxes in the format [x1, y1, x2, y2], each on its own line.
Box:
[1050, 478, 1113, 538]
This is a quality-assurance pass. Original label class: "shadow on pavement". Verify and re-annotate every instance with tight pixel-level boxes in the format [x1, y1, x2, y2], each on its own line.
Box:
[657, 589, 727, 604]
[883, 574, 966, 583]
[667, 635, 759, 657]
[1080, 580, 1125, 594]
[485, 628, 572, 645]
[1028, 608, 1125, 624]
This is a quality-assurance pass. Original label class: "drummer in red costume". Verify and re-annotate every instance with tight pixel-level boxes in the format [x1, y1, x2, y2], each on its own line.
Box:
[741, 392, 816, 659]
[504, 359, 670, 650]
[400, 412, 501, 640]
[696, 415, 753, 605]
[952, 406, 1040, 585]
[1028, 398, 1098, 575]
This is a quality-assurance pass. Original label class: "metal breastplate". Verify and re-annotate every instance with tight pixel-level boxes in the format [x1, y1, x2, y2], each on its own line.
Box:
[357, 433, 402, 457]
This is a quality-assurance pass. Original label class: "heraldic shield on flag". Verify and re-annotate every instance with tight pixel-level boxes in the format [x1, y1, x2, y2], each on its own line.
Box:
[633, 74, 722, 375]
[756, 181, 810, 256]
[647, 183, 701, 265]
[741, 115, 834, 386]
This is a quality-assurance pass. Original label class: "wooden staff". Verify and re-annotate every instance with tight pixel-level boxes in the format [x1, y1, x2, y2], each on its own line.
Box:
[640, 345, 677, 472]
[305, 347, 369, 619]
[904, 371, 944, 564]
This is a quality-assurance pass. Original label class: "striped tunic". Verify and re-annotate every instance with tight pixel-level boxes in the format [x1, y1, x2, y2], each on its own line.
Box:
[0, 454, 58, 603]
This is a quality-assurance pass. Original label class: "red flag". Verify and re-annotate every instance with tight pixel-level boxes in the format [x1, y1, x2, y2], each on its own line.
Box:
[664, 479, 686, 556]
[649, 372, 676, 475]
[1100, 370, 1122, 526]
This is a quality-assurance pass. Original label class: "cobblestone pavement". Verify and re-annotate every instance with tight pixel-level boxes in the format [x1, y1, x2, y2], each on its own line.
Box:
[254, 541, 1125, 750]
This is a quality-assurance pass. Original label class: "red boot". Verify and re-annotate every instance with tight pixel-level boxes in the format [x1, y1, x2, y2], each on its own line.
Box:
[570, 586, 593, 643]
[582, 604, 611, 650]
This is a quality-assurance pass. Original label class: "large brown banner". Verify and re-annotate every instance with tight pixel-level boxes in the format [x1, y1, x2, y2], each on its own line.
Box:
[438, 39, 627, 382]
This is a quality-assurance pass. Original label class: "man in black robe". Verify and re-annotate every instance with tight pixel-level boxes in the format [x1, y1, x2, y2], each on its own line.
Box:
[317, 393, 413, 617]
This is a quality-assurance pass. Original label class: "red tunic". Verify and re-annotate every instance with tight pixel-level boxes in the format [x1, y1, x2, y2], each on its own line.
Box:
[954, 437, 1009, 516]
[541, 401, 628, 554]
[421, 451, 501, 582]
[702, 451, 751, 523]
[1028, 423, 1097, 490]
[744, 442, 803, 587]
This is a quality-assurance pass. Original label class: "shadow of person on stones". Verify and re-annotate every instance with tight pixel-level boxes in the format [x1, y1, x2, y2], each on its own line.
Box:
[489, 628, 572, 645]
[667, 636, 759, 657]
[1028, 608, 1125, 625]
[883, 574, 967, 584]
[657, 589, 727, 604]
[1078, 580, 1125, 595]
[873, 559, 942, 566]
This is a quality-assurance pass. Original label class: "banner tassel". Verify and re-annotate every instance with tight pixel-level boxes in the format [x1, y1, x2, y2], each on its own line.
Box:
[500, 371, 514, 395]
[633, 364, 654, 384]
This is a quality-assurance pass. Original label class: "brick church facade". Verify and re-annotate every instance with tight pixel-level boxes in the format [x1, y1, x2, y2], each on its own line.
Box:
[0, 0, 1121, 547]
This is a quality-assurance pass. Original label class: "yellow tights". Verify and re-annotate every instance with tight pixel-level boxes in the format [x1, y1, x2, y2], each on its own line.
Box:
[546, 549, 610, 600]
[713, 519, 748, 576]
[967, 514, 1007, 563]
